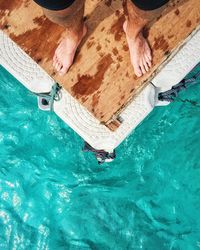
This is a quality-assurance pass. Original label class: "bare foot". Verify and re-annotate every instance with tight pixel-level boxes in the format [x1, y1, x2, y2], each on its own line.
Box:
[53, 24, 87, 75]
[123, 20, 152, 77]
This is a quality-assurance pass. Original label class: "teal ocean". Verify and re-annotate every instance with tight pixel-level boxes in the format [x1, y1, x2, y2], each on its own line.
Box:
[0, 65, 200, 250]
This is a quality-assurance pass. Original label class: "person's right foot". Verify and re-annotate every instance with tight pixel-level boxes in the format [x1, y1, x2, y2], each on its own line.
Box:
[53, 24, 87, 75]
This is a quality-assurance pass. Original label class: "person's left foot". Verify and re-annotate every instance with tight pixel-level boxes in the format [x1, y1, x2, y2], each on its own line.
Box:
[123, 20, 152, 77]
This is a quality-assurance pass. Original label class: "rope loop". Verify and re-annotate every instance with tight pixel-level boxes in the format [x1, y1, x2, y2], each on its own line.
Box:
[34, 83, 62, 111]
[158, 62, 200, 102]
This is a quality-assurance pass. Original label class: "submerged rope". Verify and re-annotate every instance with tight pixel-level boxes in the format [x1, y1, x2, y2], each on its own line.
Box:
[83, 142, 116, 164]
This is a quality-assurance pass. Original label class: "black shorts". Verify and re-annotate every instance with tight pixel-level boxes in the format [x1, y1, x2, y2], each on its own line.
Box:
[34, 0, 169, 11]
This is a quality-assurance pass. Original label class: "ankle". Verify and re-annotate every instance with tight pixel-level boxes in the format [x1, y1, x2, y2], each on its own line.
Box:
[125, 19, 142, 40]
[65, 22, 85, 41]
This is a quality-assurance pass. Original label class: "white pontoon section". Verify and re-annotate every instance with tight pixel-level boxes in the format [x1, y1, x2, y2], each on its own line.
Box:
[0, 28, 200, 152]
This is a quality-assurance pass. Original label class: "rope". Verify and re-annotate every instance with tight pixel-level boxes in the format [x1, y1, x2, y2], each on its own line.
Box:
[83, 142, 115, 164]
[33, 83, 62, 111]
[158, 62, 200, 102]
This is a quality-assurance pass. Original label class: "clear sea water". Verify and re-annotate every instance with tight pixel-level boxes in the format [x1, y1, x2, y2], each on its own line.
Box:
[0, 64, 200, 250]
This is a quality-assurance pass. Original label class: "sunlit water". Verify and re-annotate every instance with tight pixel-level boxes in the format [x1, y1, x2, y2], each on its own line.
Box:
[0, 65, 200, 250]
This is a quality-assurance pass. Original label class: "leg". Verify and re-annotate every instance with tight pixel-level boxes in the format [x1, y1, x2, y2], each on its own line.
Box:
[123, 0, 168, 77]
[34, 0, 87, 75]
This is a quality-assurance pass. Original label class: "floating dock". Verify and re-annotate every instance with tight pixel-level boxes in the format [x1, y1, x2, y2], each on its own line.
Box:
[0, 0, 200, 154]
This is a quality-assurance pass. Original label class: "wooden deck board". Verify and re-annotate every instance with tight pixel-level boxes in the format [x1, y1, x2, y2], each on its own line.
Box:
[1, 0, 200, 130]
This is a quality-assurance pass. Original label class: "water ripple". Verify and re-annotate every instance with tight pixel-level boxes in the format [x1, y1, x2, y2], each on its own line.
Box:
[0, 65, 200, 249]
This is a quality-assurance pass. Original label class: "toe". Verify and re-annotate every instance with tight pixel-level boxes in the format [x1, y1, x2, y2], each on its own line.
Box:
[57, 62, 63, 72]
[139, 60, 146, 75]
[54, 62, 59, 71]
[53, 55, 58, 67]
[146, 50, 152, 61]
[136, 69, 142, 77]
[145, 54, 152, 68]
[59, 65, 69, 76]
[53, 59, 57, 69]
[53, 60, 57, 69]
[143, 57, 149, 72]
[55, 62, 62, 71]
[132, 62, 142, 77]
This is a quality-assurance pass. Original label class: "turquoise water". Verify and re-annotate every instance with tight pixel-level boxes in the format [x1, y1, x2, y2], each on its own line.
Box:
[0, 65, 200, 250]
